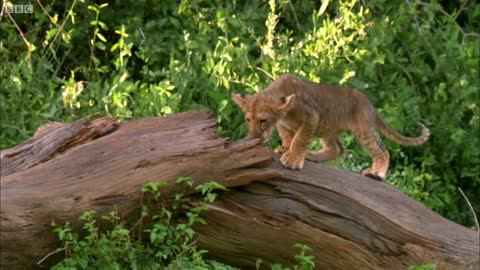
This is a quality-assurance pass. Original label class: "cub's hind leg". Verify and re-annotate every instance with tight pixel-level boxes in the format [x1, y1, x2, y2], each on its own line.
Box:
[354, 129, 390, 181]
[306, 136, 344, 163]
[275, 123, 295, 154]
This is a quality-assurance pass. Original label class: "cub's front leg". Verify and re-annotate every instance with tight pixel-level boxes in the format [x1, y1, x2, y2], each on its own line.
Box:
[280, 120, 317, 170]
[274, 123, 295, 154]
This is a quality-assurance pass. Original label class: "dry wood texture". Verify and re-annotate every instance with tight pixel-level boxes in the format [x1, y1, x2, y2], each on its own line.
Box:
[193, 161, 479, 269]
[0, 110, 478, 269]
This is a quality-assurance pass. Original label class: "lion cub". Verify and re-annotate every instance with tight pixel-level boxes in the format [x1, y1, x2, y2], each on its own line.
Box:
[232, 74, 430, 180]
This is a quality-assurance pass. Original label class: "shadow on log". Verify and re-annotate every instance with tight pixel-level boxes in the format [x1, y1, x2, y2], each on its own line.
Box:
[1, 110, 478, 269]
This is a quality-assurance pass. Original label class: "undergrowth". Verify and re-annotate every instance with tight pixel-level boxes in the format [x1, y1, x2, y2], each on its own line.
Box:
[48, 177, 315, 269]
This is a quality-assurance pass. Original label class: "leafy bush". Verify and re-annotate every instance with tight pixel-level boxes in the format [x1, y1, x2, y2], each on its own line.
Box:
[50, 178, 232, 269]
[1, 0, 478, 227]
[49, 178, 315, 269]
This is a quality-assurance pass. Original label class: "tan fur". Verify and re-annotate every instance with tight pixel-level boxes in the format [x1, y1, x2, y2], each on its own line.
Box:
[232, 74, 430, 180]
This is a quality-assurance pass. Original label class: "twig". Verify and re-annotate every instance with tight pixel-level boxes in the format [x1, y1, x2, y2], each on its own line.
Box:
[453, 0, 469, 20]
[417, 1, 451, 17]
[415, 1, 480, 41]
[138, 28, 146, 46]
[0, 2, 5, 20]
[255, 66, 275, 80]
[404, 0, 422, 34]
[288, 0, 301, 31]
[128, 209, 148, 235]
[37, 247, 65, 265]
[6, 12, 32, 60]
[42, 0, 80, 62]
[458, 187, 479, 232]
[36, 0, 67, 34]
[395, 63, 416, 89]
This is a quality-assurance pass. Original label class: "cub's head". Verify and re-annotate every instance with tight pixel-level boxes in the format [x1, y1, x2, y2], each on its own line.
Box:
[232, 93, 296, 143]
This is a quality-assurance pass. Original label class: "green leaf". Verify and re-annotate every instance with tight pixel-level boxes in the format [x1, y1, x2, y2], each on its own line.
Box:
[78, 258, 88, 269]
[111, 43, 120, 52]
[87, 5, 98, 12]
[97, 21, 108, 30]
[318, 0, 329, 16]
[46, 28, 58, 41]
[96, 32, 107, 42]
[187, 40, 200, 49]
[206, 193, 216, 202]
[95, 42, 106, 50]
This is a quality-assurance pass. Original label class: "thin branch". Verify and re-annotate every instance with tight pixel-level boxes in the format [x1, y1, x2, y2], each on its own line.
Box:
[255, 66, 275, 80]
[417, 1, 451, 17]
[0, 2, 5, 20]
[6, 12, 33, 61]
[453, 0, 469, 21]
[414, 1, 480, 41]
[396, 63, 415, 88]
[41, 0, 80, 62]
[287, 0, 301, 31]
[404, 0, 423, 34]
[458, 187, 479, 233]
[36, 0, 67, 34]
[36, 247, 65, 265]
[128, 209, 148, 234]
[138, 28, 146, 46]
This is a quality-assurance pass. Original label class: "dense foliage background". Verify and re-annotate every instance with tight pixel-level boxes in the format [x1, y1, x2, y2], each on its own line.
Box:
[1, 0, 478, 231]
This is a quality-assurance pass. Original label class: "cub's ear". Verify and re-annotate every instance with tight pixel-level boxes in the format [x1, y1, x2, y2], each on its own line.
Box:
[277, 94, 296, 113]
[232, 93, 249, 110]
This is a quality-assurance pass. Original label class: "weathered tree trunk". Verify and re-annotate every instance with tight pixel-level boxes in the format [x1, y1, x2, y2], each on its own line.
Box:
[1, 110, 478, 269]
[193, 162, 480, 270]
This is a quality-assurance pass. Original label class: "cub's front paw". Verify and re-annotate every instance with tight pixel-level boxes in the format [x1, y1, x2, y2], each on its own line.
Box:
[362, 168, 385, 181]
[274, 145, 289, 155]
[280, 151, 304, 170]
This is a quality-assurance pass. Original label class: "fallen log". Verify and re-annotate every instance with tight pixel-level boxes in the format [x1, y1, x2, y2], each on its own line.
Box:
[193, 161, 480, 269]
[0, 110, 478, 269]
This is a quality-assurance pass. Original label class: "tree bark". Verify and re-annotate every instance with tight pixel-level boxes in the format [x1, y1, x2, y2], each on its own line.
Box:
[193, 161, 479, 269]
[0, 110, 478, 269]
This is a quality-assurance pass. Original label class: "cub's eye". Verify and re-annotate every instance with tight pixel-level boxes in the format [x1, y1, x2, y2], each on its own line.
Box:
[259, 119, 267, 124]
[245, 117, 250, 122]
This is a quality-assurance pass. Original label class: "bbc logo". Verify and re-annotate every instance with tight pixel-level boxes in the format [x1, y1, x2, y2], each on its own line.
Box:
[2, 3, 34, 14]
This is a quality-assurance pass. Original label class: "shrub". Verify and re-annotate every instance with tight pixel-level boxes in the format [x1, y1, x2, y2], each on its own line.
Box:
[48, 178, 315, 269]
[50, 178, 234, 269]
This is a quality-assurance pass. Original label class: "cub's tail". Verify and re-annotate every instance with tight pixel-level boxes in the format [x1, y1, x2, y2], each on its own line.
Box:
[376, 114, 430, 146]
